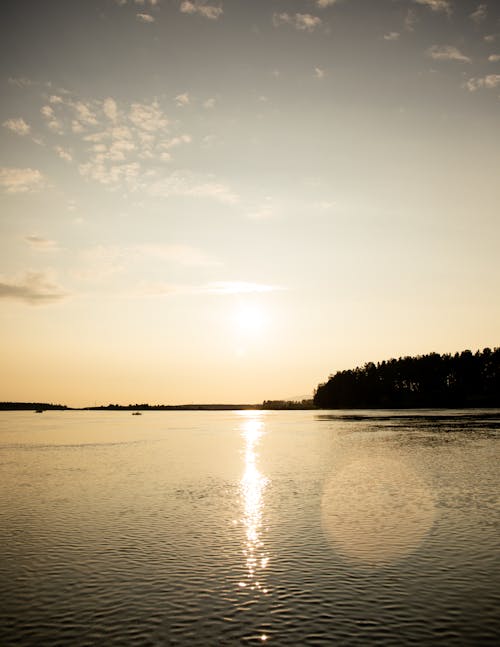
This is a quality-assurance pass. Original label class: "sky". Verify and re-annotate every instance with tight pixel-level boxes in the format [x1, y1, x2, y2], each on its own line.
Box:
[1, 0, 499, 406]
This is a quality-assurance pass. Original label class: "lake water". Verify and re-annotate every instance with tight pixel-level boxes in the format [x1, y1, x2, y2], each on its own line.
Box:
[0, 410, 499, 645]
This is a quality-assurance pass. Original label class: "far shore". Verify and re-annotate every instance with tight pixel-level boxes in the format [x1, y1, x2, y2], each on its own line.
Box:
[0, 400, 316, 412]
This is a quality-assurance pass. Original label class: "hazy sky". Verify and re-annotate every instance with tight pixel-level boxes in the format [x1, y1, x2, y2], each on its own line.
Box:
[1, 0, 499, 406]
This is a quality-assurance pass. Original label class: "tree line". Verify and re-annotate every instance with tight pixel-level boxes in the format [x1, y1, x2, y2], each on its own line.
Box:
[313, 348, 500, 408]
[0, 402, 68, 411]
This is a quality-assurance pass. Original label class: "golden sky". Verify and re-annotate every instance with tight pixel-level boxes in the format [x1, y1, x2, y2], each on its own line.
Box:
[1, 0, 499, 405]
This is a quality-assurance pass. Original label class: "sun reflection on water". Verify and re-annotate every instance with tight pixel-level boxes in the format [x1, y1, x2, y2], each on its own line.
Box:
[238, 413, 269, 594]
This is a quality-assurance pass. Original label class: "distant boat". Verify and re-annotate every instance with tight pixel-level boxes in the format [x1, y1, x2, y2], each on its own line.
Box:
[132, 411, 142, 415]
[35, 409, 44, 413]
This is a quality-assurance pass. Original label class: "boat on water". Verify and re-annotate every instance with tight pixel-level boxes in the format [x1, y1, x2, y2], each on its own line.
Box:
[35, 409, 44, 413]
[132, 411, 142, 415]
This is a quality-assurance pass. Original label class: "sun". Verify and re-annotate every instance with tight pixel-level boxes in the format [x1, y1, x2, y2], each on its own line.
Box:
[233, 303, 267, 336]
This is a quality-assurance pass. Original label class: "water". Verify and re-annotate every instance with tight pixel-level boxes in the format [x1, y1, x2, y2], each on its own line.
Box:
[0, 409, 499, 645]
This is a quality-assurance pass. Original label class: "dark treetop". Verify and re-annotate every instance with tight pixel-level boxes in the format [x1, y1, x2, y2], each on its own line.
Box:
[313, 348, 500, 409]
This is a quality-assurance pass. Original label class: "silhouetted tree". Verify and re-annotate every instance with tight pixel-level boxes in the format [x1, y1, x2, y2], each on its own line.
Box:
[313, 348, 500, 408]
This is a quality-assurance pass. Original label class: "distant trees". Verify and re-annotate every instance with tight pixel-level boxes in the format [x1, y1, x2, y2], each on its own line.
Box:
[313, 348, 500, 408]
[0, 402, 68, 410]
[262, 399, 314, 410]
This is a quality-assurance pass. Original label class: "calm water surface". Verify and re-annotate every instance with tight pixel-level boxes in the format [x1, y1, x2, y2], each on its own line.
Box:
[0, 410, 499, 645]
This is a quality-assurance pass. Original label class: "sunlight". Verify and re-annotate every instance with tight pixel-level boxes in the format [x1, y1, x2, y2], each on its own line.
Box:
[238, 412, 270, 593]
[233, 303, 267, 336]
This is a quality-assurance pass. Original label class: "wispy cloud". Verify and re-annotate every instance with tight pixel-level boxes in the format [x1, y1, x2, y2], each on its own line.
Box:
[315, 0, 339, 7]
[426, 45, 471, 63]
[314, 66, 325, 79]
[8, 77, 39, 88]
[115, 0, 159, 6]
[75, 243, 221, 282]
[3, 117, 31, 136]
[75, 246, 125, 281]
[0, 271, 67, 305]
[175, 92, 190, 107]
[488, 54, 500, 62]
[470, 4, 487, 25]
[203, 97, 216, 109]
[136, 12, 155, 23]
[273, 13, 322, 32]
[54, 146, 72, 162]
[147, 170, 238, 203]
[0, 167, 46, 193]
[179, 1, 223, 20]
[9, 90, 237, 203]
[128, 100, 168, 131]
[247, 196, 276, 219]
[384, 32, 400, 41]
[404, 9, 418, 31]
[413, 0, 452, 14]
[149, 281, 283, 297]
[24, 235, 59, 251]
[136, 243, 221, 266]
[202, 281, 282, 295]
[103, 97, 118, 121]
[314, 200, 336, 211]
[465, 74, 500, 91]
[40, 105, 64, 134]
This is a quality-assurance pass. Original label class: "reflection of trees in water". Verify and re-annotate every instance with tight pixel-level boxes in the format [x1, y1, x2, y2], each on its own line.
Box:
[314, 348, 500, 408]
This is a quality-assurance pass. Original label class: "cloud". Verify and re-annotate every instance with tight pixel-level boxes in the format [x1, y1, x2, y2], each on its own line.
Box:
[273, 13, 322, 32]
[484, 34, 496, 43]
[3, 117, 31, 136]
[404, 9, 418, 31]
[0, 167, 46, 193]
[159, 134, 192, 151]
[413, 0, 452, 14]
[135, 243, 220, 266]
[314, 200, 336, 210]
[465, 74, 500, 91]
[175, 92, 190, 107]
[179, 1, 223, 20]
[74, 246, 124, 282]
[149, 281, 283, 297]
[75, 243, 220, 282]
[201, 281, 281, 295]
[384, 32, 400, 41]
[116, 0, 158, 6]
[40, 105, 64, 134]
[0, 271, 67, 305]
[79, 161, 140, 188]
[247, 196, 275, 219]
[315, 0, 339, 7]
[8, 77, 36, 88]
[488, 54, 500, 62]
[136, 12, 155, 22]
[203, 97, 216, 109]
[24, 235, 59, 251]
[15, 91, 235, 200]
[73, 101, 98, 126]
[147, 170, 238, 203]
[314, 66, 325, 79]
[470, 4, 487, 25]
[426, 45, 471, 63]
[55, 146, 72, 162]
[103, 97, 118, 121]
[128, 100, 168, 131]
